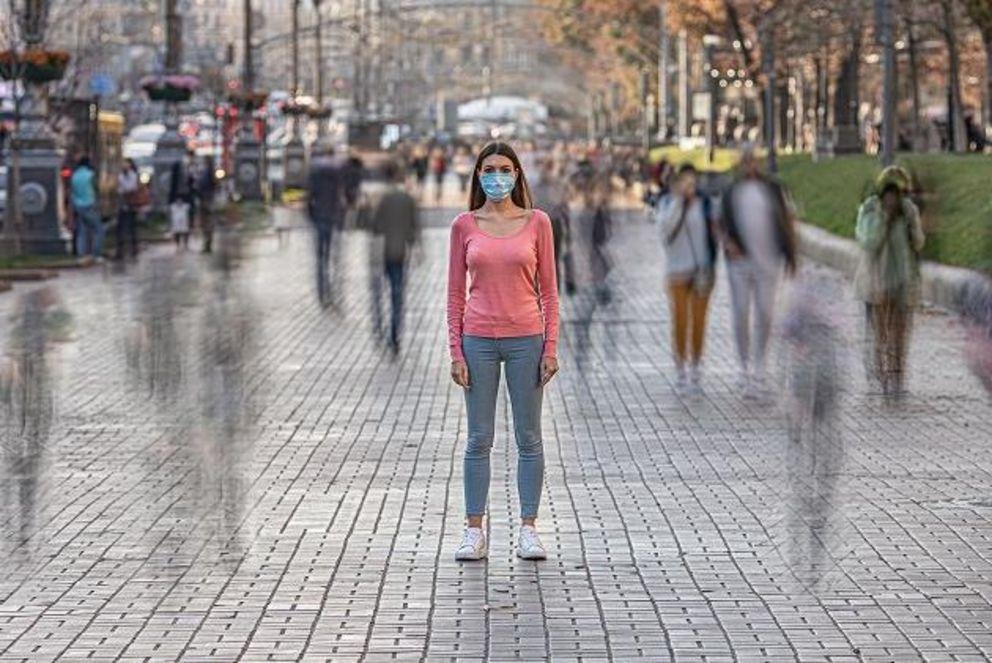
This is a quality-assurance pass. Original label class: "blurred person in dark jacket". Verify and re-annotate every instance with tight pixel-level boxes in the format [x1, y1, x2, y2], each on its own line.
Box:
[369, 161, 420, 354]
[196, 156, 218, 254]
[307, 142, 345, 308]
[343, 148, 365, 212]
[719, 143, 798, 397]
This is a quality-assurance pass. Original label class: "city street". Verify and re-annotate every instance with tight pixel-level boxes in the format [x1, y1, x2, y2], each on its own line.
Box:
[0, 206, 988, 662]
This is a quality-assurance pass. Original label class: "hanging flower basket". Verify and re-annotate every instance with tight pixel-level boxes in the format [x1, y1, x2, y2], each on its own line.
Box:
[229, 90, 269, 111]
[140, 74, 200, 103]
[0, 50, 70, 83]
[280, 100, 311, 116]
[306, 105, 332, 119]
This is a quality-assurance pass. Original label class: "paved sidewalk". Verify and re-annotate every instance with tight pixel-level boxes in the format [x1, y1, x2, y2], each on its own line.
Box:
[0, 206, 989, 662]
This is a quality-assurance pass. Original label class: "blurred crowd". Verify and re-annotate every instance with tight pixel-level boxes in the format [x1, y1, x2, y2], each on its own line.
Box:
[298, 135, 992, 412]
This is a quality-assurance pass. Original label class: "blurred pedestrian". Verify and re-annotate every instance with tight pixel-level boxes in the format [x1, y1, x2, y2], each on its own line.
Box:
[307, 142, 345, 307]
[854, 166, 925, 397]
[343, 148, 364, 213]
[168, 151, 196, 250]
[453, 146, 473, 194]
[412, 145, 428, 199]
[70, 156, 104, 261]
[447, 141, 559, 562]
[659, 165, 717, 393]
[115, 158, 141, 261]
[196, 156, 218, 254]
[586, 184, 614, 305]
[532, 162, 573, 296]
[430, 146, 448, 204]
[961, 279, 992, 395]
[720, 144, 798, 396]
[369, 161, 420, 355]
[779, 277, 841, 441]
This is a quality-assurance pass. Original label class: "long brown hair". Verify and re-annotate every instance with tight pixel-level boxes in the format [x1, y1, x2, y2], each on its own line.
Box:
[469, 141, 533, 211]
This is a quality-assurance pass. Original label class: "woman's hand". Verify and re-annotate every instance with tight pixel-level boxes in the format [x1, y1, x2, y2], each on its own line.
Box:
[451, 360, 470, 388]
[540, 356, 559, 386]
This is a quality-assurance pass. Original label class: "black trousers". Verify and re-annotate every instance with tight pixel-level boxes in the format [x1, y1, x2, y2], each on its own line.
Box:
[116, 208, 138, 259]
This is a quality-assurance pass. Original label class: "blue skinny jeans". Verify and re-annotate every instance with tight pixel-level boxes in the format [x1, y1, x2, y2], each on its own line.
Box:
[461, 334, 545, 519]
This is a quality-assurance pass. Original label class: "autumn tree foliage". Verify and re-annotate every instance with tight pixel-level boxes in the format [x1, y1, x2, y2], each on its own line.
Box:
[542, 0, 991, 153]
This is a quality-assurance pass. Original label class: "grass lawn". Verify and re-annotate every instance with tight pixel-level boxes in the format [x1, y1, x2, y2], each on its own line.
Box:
[646, 147, 992, 273]
[0, 254, 86, 270]
[778, 154, 992, 273]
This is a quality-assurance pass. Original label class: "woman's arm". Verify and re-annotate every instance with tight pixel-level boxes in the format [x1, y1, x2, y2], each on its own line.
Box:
[855, 198, 881, 252]
[536, 214, 560, 359]
[657, 196, 682, 236]
[446, 218, 468, 362]
[904, 198, 925, 253]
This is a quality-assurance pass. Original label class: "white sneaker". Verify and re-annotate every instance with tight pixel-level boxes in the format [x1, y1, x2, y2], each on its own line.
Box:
[516, 525, 547, 560]
[734, 367, 747, 390]
[674, 367, 688, 393]
[746, 372, 770, 400]
[454, 527, 487, 561]
[689, 365, 703, 394]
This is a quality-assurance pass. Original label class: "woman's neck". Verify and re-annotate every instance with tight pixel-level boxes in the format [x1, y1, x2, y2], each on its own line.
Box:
[483, 197, 517, 216]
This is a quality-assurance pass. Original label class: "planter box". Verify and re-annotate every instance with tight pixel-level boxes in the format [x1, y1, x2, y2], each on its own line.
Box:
[0, 61, 67, 83]
[145, 86, 193, 103]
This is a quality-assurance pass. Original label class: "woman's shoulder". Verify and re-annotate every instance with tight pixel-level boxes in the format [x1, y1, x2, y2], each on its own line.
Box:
[529, 208, 552, 228]
[451, 211, 475, 230]
[858, 195, 881, 215]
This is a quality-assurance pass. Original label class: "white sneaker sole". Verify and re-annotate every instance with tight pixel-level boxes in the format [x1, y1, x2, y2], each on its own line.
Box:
[516, 547, 547, 560]
[455, 546, 488, 561]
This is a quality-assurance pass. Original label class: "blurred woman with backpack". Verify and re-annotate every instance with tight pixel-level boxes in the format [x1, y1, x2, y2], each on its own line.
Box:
[658, 165, 717, 393]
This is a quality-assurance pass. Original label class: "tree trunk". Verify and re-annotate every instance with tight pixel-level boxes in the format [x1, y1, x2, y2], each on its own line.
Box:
[814, 55, 824, 139]
[877, 0, 896, 165]
[941, 0, 967, 152]
[833, 33, 861, 128]
[905, 13, 923, 149]
[984, 33, 992, 138]
[760, 16, 777, 173]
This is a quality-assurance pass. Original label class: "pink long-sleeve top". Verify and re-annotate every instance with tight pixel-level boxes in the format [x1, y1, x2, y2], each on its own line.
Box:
[447, 209, 559, 362]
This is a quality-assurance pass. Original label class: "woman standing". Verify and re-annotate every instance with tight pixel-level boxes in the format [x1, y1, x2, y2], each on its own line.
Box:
[116, 159, 141, 260]
[447, 142, 560, 561]
[658, 165, 716, 392]
[854, 166, 925, 397]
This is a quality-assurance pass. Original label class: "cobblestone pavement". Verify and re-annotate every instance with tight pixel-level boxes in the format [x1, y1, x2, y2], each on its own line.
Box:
[0, 204, 989, 662]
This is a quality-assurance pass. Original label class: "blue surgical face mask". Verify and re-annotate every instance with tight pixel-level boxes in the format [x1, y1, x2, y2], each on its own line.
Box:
[479, 171, 516, 201]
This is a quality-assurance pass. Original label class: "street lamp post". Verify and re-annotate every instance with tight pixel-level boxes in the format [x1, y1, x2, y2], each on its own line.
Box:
[152, 0, 189, 213]
[283, 0, 306, 189]
[703, 34, 721, 165]
[676, 29, 689, 142]
[315, 0, 324, 114]
[876, 0, 896, 166]
[657, 0, 669, 141]
[234, 0, 264, 201]
[5, 0, 66, 255]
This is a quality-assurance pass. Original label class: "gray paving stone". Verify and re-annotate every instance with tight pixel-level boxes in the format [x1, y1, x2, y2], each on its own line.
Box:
[0, 206, 986, 661]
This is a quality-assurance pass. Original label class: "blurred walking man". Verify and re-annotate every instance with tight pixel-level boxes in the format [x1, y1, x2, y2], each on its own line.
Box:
[720, 144, 798, 396]
[307, 142, 345, 308]
[369, 161, 420, 354]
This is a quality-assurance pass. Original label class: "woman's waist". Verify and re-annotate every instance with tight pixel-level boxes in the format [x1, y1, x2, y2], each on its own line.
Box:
[461, 307, 546, 332]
